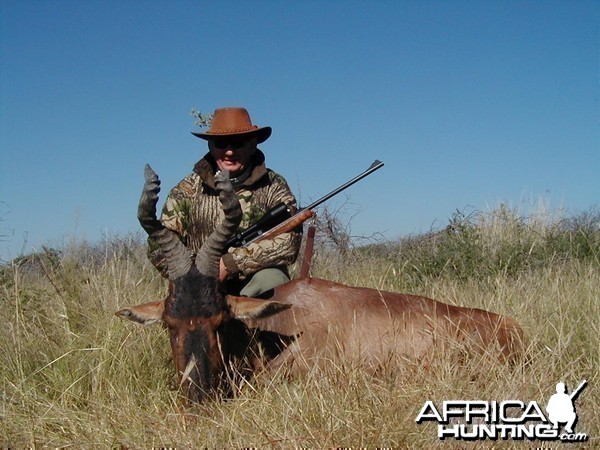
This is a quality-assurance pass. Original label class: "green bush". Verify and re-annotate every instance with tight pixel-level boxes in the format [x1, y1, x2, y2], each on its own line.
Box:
[344, 205, 599, 285]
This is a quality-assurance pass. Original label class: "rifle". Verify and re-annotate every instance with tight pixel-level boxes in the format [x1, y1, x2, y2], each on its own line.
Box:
[569, 380, 587, 401]
[226, 160, 384, 248]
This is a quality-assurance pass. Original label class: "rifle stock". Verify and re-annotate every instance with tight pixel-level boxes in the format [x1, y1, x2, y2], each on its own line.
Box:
[247, 209, 314, 245]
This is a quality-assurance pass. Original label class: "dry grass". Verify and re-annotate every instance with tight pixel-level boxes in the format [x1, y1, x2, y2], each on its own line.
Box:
[1, 221, 598, 447]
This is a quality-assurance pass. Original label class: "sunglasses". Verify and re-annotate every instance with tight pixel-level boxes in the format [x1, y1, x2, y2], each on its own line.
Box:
[212, 138, 249, 150]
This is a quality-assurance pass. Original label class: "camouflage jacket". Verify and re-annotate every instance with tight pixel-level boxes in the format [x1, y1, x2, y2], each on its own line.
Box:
[148, 150, 301, 279]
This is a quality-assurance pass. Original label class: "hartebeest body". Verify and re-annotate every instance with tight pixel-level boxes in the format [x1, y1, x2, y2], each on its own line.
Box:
[238, 277, 523, 370]
[116, 166, 524, 402]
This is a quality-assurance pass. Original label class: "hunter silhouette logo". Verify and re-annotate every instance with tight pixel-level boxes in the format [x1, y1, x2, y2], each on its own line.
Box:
[416, 379, 589, 442]
[546, 380, 587, 434]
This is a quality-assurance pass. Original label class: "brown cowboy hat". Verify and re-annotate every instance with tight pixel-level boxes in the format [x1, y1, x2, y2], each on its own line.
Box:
[191, 107, 272, 143]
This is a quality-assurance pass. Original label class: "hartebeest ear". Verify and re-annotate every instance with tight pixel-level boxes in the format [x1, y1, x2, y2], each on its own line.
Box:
[226, 295, 292, 320]
[115, 300, 164, 326]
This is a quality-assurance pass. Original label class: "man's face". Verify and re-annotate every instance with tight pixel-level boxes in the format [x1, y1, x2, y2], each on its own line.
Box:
[209, 136, 257, 177]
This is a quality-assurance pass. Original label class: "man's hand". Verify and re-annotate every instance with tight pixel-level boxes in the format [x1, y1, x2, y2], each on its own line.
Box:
[219, 257, 230, 281]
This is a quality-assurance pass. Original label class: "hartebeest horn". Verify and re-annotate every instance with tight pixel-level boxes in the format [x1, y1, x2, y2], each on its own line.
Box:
[195, 170, 242, 277]
[138, 164, 192, 280]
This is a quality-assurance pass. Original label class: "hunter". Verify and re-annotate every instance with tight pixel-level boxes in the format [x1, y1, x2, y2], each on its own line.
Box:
[148, 107, 302, 296]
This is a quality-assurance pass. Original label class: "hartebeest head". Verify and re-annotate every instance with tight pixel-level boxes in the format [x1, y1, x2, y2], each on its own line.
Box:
[131, 165, 290, 402]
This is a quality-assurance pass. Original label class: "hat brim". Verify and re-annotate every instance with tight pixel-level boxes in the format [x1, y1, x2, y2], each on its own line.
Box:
[191, 126, 272, 144]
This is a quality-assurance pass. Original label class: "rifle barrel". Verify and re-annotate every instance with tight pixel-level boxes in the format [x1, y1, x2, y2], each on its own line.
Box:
[302, 160, 384, 211]
[569, 380, 588, 400]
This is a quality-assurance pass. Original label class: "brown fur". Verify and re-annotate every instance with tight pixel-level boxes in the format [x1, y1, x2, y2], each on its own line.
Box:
[241, 277, 524, 374]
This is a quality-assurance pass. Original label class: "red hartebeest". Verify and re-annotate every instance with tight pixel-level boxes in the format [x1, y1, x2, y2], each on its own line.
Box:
[116, 166, 524, 403]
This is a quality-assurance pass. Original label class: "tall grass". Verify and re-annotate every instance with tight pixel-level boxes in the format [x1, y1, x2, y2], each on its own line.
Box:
[1, 208, 598, 447]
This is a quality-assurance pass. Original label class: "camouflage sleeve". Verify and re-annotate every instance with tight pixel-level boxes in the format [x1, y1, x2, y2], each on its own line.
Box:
[227, 172, 302, 277]
[227, 230, 302, 276]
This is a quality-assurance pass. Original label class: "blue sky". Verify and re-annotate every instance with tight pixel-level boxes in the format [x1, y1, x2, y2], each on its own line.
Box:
[1, 0, 598, 261]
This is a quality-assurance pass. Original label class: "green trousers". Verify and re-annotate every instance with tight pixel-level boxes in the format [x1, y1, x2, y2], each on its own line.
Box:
[239, 268, 290, 297]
